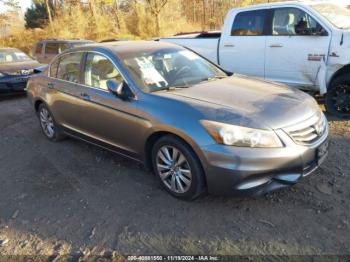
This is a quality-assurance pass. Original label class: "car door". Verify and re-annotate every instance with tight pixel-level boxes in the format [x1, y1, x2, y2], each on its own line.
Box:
[48, 52, 89, 132]
[78, 52, 147, 158]
[219, 9, 268, 78]
[265, 7, 331, 88]
[43, 42, 60, 64]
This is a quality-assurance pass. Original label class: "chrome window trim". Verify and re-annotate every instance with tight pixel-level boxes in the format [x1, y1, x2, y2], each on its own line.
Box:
[48, 49, 138, 99]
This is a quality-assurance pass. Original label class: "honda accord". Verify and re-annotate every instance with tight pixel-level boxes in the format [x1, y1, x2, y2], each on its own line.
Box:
[26, 41, 329, 200]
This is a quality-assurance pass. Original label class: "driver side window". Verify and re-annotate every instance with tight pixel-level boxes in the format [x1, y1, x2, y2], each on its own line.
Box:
[83, 53, 123, 90]
[272, 8, 326, 36]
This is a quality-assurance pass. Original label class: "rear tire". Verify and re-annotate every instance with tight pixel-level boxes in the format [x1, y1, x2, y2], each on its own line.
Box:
[151, 135, 206, 201]
[325, 75, 350, 119]
[38, 103, 65, 142]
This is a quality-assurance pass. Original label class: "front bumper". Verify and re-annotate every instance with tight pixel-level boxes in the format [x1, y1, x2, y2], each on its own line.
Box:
[0, 75, 31, 94]
[201, 126, 329, 197]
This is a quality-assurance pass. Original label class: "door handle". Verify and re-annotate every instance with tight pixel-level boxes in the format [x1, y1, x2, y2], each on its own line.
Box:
[224, 43, 235, 47]
[80, 92, 91, 101]
[269, 44, 283, 48]
[47, 82, 55, 89]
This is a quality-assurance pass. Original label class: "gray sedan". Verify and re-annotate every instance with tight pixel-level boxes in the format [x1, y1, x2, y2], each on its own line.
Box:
[26, 41, 329, 200]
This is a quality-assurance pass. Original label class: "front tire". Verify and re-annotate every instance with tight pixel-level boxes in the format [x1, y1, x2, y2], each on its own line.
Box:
[325, 75, 350, 119]
[151, 135, 206, 201]
[38, 103, 65, 142]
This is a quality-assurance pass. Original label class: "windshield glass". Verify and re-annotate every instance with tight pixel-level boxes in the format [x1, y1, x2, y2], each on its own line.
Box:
[0, 49, 32, 64]
[310, 3, 350, 29]
[117, 48, 227, 92]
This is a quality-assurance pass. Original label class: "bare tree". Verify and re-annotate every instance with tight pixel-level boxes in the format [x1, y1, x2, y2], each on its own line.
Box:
[145, 0, 168, 35]
[89, 0, 98, 23]
[45, 0, 54, 32]
[112, 0, 121, 30]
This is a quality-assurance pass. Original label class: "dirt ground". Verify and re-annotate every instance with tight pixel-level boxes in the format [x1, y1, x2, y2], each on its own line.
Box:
[0, 96, 349, 260]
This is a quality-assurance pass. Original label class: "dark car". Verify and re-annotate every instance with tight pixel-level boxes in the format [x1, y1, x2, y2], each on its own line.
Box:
[0, 48, 43, 95]
[27, 41, 329, 200]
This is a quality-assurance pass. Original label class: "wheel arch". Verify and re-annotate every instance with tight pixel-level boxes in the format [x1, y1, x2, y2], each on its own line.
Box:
[34, 99, 45, 113]
[143, 131, 207, 185]
[329, 64, 350, 88]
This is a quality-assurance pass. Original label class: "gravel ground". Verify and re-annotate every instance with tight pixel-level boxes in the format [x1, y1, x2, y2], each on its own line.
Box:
[0, 96, 349, 260]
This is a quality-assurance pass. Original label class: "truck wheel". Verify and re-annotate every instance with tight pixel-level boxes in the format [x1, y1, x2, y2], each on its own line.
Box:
[325, 75, 350, 119]
[151, 135, 206, 201]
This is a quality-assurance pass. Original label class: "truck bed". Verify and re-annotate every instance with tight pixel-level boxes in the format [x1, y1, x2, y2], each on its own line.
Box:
[158, 31, 221, 65]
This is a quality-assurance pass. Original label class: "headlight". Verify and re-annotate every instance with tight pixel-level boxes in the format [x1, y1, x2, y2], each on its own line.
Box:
[201, 120, 283, 148]
[0, 72, 4, 77]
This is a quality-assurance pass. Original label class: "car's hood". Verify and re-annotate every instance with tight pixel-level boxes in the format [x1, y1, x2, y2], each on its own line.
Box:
[0, 60, 42, 73]
[157, 76, 320, 129]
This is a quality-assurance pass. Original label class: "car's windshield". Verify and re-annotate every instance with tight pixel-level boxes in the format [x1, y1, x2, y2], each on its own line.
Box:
[310, 3, 350, 29]
[117, 48, 227, 92]
[0, 49, 32, 64]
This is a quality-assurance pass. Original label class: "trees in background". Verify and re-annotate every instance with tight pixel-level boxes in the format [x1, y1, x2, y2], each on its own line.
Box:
[0, 0, 20, 10]
[25, 1, 48, 29]
[22, 0, 278, 37]
[1, 0, 280, 53]
[0, 0, 23, 37]
[145, 0, 168, 35]
[0, 0, 20, 27]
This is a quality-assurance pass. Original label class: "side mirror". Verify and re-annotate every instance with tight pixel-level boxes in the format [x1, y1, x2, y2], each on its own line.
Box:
[107, 79, 131, 100]
[33, 65, 48, 74]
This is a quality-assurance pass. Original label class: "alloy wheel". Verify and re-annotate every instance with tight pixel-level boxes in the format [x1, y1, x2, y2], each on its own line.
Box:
[39, 107, 55, 138]
[156, 146, 192, 194]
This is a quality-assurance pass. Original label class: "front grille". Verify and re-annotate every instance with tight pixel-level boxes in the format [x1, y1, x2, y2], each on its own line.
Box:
[283, 113, 327, 145]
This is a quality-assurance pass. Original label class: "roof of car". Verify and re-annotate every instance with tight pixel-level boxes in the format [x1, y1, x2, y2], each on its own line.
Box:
[64, 40, 182, 54]
[39, 39, 94, 43]
[229, 0, 335, 11]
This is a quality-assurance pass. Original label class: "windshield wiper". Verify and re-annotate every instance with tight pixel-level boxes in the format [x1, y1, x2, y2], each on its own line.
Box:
[167, 85, 190, 90]
[152, 85, 190, 93]
[199, 75, 227, 83]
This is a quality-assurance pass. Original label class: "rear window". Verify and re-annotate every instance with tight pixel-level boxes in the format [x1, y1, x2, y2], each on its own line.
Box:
[35, 43, 43, 54]
[231, 10, 267, 36]
[45, 43, 59, 55]
[59, 43, 70, 52]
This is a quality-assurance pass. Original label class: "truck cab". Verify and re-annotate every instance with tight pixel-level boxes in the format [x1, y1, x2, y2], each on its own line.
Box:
[160, 1, 350, 118]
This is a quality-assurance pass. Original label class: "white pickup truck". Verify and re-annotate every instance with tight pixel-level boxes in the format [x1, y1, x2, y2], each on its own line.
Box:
[159, 1, 350, 118]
